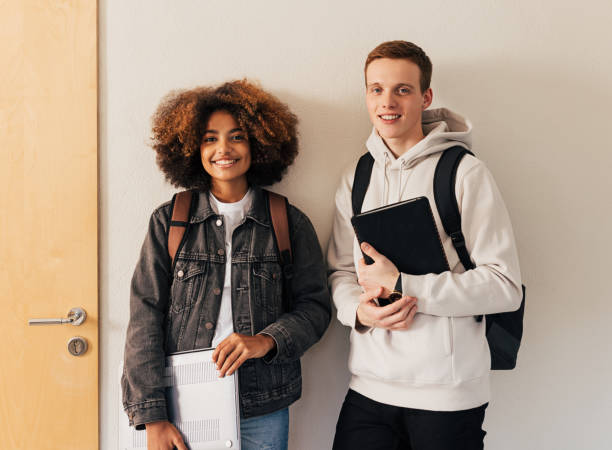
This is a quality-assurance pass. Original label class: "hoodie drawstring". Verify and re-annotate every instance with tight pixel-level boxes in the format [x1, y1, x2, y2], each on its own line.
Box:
[398, 160, 404, 200]
[382, 153, 389, 205]
[381, 154, 412, 204]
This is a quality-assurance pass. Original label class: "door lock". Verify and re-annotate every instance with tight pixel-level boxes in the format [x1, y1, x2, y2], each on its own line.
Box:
[67, 336, 88, 356]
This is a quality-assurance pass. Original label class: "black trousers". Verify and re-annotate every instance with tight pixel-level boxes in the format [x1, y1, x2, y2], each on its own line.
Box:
[332, 390, 487, 450]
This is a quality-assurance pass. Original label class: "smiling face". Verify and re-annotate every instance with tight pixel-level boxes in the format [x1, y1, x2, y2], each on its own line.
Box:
[365, 58, 433, 156]
[200, 110, 251, 199]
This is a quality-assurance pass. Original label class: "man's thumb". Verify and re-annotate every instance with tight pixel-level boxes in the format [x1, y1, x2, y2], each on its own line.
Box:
[360, 242, 379, 259]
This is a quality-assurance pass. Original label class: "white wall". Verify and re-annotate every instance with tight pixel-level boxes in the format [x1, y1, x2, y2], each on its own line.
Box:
[100, 1, 612, 449]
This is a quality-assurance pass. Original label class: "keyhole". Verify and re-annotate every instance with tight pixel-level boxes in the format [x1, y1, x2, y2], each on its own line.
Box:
[68, 337, 87, 356]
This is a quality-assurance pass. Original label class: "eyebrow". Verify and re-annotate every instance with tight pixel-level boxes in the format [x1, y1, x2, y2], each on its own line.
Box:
[204, 127, 244, 134]
[366, 82, 416, 89]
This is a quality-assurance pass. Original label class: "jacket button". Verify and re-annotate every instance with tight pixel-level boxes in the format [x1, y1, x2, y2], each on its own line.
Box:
[177, 270, 184, 278]
[213, 287, 221, 295]
[217, 249, 225, 256]
[216, 219, 222, 227]
[205, 322, 214, 330]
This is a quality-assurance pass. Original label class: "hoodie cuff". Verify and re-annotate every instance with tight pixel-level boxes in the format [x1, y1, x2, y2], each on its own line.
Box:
[338, 300, 371, 333]
[400, 273, 432, 313]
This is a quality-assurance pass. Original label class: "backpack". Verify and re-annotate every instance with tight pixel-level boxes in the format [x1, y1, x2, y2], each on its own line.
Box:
[167, 189, 294, 311]
[352, 147, 525, 370]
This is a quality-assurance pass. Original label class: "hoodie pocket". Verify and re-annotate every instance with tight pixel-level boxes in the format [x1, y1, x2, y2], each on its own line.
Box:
[349, 314, 454, 384]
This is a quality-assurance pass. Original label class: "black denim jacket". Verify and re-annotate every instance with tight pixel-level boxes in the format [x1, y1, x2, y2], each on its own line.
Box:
[121, 186, 331, 428]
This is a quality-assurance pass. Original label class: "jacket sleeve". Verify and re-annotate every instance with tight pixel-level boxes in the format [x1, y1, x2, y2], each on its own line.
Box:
[402, 162, 523, 317]
[121, 207, 171, 429]
[259, 207, 332, 363]
[326, 168, 369, 331]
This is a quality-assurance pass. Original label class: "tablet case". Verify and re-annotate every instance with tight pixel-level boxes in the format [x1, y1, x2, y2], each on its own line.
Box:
[351, 196, 449, 276]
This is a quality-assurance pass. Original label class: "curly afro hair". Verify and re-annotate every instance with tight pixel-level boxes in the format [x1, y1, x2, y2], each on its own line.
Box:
[151, 79, 299, 190]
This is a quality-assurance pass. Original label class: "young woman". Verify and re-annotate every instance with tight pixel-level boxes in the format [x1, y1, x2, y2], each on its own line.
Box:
[121, 80, 331, 450]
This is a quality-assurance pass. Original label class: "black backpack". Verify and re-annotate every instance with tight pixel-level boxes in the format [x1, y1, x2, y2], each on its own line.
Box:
[352, 146, 525, 370]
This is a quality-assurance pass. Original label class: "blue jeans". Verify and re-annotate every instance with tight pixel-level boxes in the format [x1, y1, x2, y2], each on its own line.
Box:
[240, 408, 289, 450]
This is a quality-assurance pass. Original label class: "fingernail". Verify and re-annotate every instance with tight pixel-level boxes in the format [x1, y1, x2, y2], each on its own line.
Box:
[362, 242, 369, 250]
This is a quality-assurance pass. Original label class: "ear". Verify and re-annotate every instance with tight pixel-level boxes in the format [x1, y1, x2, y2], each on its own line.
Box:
[422, 88, 433, 110]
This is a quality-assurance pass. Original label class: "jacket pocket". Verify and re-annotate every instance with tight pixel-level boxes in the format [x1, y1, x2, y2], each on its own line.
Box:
[169, 260, 207, 314]
[165, 260, 207, 351]
[252, 262, 283, 315]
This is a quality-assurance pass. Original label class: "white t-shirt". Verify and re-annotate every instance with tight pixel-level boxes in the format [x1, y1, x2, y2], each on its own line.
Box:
[209, 189, 253, 348]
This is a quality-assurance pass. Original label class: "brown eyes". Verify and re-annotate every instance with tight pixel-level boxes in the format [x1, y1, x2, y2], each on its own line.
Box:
[202, 134, 246, 144]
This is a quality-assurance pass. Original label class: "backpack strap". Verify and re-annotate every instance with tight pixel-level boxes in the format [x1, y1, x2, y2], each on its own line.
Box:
[433, 146, 475, 271]
[268, 191, 292, 264]
[267, 190, 293, 311]
[352, 152, 375, 216]
[433, 146, 480, 318]
[168, 190, 194, 266]
[434, 146, 525, 368]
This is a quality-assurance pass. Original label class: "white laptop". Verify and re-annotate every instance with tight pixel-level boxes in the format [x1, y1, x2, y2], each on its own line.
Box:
[119, 348, 241, 450]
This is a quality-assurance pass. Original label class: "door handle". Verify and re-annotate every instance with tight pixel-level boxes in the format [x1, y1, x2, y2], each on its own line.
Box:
[28, 307, 87, 326]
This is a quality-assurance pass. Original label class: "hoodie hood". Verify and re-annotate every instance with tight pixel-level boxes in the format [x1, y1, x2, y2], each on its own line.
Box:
[366, 107, 473, 169]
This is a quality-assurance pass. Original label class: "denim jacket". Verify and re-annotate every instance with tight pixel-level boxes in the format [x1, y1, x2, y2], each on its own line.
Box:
[122, 186, 331, 428]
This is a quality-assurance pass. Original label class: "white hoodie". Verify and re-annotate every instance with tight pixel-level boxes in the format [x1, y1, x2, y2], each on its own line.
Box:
[327, 108, 522, 411]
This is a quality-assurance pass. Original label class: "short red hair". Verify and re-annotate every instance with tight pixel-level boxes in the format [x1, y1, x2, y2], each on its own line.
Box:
[364, 41, 432, 92]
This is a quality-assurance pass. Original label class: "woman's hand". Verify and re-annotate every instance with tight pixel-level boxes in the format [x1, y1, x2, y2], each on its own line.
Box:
[212, 333, 276, 377]
[145, 420, 187, 450]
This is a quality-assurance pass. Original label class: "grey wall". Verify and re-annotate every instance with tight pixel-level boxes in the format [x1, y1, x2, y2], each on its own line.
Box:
[100, 1, 612, 448]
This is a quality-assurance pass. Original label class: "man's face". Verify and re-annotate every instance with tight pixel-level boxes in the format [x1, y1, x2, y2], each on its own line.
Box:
[365, 58, 432, 147]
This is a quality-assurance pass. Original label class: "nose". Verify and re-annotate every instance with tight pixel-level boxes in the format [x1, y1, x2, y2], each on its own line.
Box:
[381, 90, 397, 109]
[216, 137, 232, 154]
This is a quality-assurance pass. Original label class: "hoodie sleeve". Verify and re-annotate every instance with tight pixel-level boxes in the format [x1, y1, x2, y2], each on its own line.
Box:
[401, 161, 523, 317]
[327, 165, 369, 331]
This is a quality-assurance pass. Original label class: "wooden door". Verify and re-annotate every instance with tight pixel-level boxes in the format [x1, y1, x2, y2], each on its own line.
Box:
[0, 1, 98, 449]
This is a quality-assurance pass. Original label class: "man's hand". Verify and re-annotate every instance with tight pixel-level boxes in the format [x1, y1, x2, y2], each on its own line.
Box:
[145, 420, 187, 450]
[212, 333, 276, 377]
[356, 286, 418, 330]
[358, 242, 400, 298]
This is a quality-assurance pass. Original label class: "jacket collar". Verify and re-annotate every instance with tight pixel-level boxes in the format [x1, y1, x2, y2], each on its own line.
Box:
[189, 185, 271, 227]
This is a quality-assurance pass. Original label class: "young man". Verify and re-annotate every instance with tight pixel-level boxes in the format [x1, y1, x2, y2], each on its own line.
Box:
[327, 41, 523, 450]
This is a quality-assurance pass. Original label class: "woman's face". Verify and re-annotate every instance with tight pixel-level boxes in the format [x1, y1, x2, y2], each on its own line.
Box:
[200, 110, 251, 188]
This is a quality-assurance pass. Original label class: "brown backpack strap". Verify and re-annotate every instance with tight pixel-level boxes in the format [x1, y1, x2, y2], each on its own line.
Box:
[168, 190, 193, 265]
[267, 190, 294, 311]
[268, 191, 292, 264]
